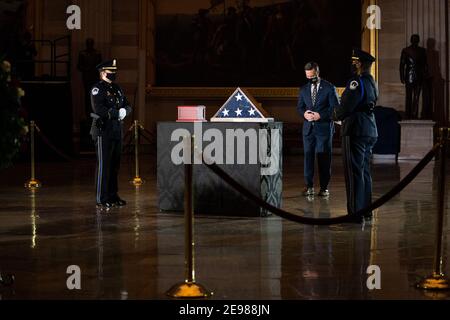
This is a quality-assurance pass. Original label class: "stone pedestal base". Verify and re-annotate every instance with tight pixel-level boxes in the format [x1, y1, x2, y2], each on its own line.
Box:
[398, 120, 435, 160]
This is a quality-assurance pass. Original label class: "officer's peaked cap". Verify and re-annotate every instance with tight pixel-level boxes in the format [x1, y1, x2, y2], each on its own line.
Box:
[96, 59, 118, 71]
[352, 48, 376, 63]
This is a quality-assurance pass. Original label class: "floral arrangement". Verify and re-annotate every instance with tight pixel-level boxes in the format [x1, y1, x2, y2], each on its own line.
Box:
[0, 58, 28, 169]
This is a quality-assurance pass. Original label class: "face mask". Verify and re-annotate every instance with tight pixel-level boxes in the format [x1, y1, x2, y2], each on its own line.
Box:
[105, 72, 117, 82]
[309, 76, 319, 84]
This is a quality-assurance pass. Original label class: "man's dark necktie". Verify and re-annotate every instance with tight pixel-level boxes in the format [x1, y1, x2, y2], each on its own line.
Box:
[312, 83, 318, 108]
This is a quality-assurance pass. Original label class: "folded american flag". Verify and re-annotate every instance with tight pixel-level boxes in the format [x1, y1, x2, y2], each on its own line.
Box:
[211, 87, 272, 123]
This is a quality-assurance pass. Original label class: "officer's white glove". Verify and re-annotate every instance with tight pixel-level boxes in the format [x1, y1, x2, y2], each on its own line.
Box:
[119, 108, 126, 120]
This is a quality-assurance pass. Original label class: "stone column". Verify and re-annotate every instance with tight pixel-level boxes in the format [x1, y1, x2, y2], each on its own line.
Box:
[25, 0, 45, 77]
[70, 0, 112, 153]
[138, 0, 156, 130]
[361, 0, 379, 81]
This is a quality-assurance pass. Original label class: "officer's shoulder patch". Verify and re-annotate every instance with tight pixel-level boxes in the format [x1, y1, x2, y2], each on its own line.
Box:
[91, 87, 99, 95]
[349, 80, 359, 90]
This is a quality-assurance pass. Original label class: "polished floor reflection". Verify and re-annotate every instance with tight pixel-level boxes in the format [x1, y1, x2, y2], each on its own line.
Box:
[0, 154, 449, 300]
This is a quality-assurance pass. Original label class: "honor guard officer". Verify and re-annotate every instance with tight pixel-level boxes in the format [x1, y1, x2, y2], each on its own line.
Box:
[335, 49, 378, 222]
[90, 59, 132, 210]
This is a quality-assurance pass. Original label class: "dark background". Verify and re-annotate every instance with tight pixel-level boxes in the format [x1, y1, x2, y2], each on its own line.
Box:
[0, 0, 26, 60]
[156, 0, 362, 87]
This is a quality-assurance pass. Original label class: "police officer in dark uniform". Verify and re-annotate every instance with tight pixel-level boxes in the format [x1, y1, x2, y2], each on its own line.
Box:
[335, 49, 378, 222]
[90, 59, 132, 210]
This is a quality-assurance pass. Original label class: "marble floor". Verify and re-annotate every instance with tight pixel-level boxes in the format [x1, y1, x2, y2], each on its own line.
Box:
[0, 153, 449, 300]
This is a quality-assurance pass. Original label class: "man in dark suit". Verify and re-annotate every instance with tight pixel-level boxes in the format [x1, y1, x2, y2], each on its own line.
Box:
[335, 49, 378, 222]
[297, 62, 339, 197]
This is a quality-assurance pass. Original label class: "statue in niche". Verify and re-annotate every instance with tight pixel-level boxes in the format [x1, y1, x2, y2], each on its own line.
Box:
[399, 34, 428, 120]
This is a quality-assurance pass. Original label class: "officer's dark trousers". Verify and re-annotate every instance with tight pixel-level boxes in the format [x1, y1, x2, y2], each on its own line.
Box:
[303, 131, 332, 190]
[95, 135, 122, 204]
[342, 136, 377, 215]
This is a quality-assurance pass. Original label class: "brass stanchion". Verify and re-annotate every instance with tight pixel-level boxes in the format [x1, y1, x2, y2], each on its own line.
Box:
[130, 120, 144, 186]
[25, 121, 41, 189]
[30, 189, 38, 248]
[166, 135, 212, 298]
[417, 127, 450, 291]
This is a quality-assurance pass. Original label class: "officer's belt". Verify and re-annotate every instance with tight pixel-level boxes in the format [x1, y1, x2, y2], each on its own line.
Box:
[91, 112, 121, 122]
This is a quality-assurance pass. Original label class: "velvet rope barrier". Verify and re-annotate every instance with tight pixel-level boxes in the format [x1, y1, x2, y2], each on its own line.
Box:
[201, 143, 440, 225]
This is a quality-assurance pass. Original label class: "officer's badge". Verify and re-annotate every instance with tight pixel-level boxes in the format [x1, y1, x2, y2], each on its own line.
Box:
[350, 81, 359, 90]
[92, 87, 99, 95]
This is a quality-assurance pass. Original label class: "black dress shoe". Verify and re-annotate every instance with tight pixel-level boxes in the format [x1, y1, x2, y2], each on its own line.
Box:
[302, 187, 314, 196]
[0, 273, 15, 286]
[347, 214, 364, 224]
[112, 197, 127, 207]
[348, 213, 373, 224]
[363, 211, 373, 218]
[96, 202, 113, 211]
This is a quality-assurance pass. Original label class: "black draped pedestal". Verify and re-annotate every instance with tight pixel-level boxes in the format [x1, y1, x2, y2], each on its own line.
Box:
[157, 122, 283, 216]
